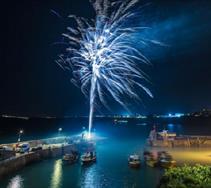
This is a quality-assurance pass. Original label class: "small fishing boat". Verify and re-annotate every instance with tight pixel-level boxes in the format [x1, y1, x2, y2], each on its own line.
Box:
[62, 153, 78, 164]
[81, 151, 96, 165]
[158, 151, 176, 168]
[143, 150, 151, 160]
[128, 154, 141, 168]
[146, 159, 158, 167]
[159, 159, 176, 168]
[144, 151, 158, 167]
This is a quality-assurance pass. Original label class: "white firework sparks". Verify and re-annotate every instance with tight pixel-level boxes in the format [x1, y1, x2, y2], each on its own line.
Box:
[57, 0, 155, 137]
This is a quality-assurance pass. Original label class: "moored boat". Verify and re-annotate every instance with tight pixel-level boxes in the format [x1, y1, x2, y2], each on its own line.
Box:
[144, 150, 158, 167]
[159, 159, 176, 168]
[128, 154, 141, 168]
[158, 151, 176, 168]
[62, 153, 78, 164]
[81, 151, 96, 165]
[146, 159, 157, 167]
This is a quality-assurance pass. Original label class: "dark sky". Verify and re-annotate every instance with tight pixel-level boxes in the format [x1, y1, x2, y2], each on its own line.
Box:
[1, 0, 211, 116]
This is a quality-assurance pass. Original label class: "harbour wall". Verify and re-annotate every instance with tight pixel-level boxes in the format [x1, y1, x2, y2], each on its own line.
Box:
[0, 144, 75, 179]
[2, 136, 70, 148]
[150, 136, 211, 147]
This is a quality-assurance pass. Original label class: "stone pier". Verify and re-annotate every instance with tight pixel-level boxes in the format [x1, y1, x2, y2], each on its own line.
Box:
[148, 135, 211, 148]
[0, 144, 75, 179]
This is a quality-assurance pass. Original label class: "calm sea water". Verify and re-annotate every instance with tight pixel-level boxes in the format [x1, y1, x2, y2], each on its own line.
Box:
[1, 118, 211, 188]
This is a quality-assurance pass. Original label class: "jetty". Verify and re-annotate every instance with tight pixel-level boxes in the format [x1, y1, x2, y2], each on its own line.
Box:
[0, 136, 94, 179]
[148, 129, 211, 148]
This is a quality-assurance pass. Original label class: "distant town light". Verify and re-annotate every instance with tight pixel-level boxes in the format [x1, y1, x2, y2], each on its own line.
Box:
[166, 113, 184, 118]
[175, 113, 184, 118]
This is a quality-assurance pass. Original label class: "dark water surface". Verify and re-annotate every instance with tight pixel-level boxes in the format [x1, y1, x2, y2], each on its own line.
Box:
[1, 118, 211, 188]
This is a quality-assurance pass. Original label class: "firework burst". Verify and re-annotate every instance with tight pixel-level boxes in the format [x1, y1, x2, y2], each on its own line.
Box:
[57, 0, 155, 137]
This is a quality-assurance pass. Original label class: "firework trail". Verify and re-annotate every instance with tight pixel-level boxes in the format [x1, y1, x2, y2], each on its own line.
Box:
[57, 0, 156, 137]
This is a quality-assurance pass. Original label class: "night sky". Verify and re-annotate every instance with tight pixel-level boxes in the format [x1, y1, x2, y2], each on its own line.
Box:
[1, 0, 211, 116]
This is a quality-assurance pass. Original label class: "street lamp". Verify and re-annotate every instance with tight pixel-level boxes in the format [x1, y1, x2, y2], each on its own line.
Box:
[18, 129, 24, 143]
[58, 128, 62, 137]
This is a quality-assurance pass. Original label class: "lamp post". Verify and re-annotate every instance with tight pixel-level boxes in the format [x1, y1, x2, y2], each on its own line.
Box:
[58, 128, 62, 137]
[18, 129, 24, 143]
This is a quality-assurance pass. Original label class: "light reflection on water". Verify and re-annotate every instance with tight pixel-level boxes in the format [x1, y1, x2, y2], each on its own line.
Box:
[169, 148, 211, 165]
[80, 163, 109, 187]
[80, 166, 96, 188]
[7, 175, 23, 188]
[50, 160, 63, 188]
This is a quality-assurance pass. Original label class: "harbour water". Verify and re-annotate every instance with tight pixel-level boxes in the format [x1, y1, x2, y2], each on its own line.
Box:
[1, 118, 211, 188]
